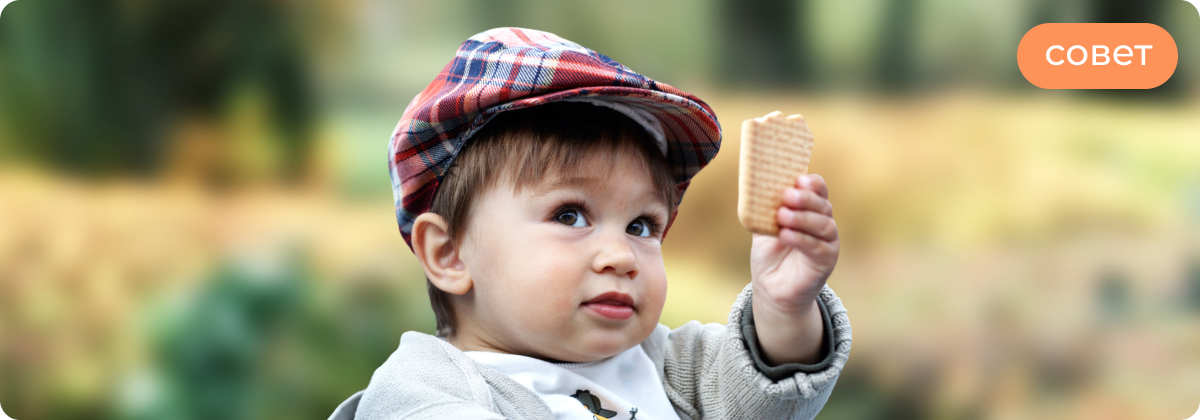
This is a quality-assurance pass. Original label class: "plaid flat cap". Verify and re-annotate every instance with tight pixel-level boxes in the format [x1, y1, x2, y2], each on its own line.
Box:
[390, 27, 722, 248]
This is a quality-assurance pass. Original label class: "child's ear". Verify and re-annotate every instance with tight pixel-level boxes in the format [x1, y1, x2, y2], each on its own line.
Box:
[412, 213, 472, 295]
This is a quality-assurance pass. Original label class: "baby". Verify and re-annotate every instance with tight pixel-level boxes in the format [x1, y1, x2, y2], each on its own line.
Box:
[330, 28, 851, 420]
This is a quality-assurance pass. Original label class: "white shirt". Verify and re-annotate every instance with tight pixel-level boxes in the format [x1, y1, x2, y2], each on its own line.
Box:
[467, 345, 682, 420]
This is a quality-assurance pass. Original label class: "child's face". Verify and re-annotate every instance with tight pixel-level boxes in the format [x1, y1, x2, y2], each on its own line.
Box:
[454, 151, 670, 362]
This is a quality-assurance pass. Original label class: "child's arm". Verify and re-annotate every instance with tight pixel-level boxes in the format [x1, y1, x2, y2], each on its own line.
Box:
[649, 283, 850, 420]
[750, 174, 839, 366]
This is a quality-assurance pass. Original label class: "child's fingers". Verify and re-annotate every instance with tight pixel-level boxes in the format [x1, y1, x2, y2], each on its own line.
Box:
[780, 188, 833, 216]
[797, 174, 829, 199]
[777, 207, 838, 242]
[777, 227, 839, 257]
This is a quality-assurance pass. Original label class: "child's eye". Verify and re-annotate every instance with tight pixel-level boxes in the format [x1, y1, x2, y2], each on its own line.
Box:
[626, 219, 652, 237]
[554, 209, 588, 227]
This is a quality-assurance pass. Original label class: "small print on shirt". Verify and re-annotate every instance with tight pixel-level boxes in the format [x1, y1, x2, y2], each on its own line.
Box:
[570, 389, 637, 420]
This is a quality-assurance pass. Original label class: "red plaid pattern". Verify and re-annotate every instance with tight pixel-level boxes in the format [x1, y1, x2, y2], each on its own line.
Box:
[390, 27, 722, 248]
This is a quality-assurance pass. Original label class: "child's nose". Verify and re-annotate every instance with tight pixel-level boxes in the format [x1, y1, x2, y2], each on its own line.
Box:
[592, 234, 639, 279]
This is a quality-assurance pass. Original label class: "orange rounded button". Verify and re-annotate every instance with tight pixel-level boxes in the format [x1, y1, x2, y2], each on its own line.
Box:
[1018, 23, 1177, 89]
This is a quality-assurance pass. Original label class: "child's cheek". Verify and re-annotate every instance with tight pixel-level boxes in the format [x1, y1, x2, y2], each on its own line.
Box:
[520, 249, 586, 323]
[642, 266, 669, 320]
[636, 246, 668, 299]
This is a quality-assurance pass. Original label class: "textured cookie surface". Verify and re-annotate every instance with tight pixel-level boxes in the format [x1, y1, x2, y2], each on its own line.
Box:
[738, 111, 815, 236]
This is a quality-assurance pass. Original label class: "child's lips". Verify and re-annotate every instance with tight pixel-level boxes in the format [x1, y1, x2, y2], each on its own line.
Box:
[583, 301, 634, 320]
[583, 292, 634, 320]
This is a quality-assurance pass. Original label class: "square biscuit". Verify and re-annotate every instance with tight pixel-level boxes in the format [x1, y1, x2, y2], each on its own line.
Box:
[737, 111, 815, 236]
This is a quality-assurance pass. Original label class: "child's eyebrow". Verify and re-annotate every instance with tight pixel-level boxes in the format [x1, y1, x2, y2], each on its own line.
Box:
[527, 177, 671, 213]
[525, 176, 602, 197]
[547, 176, 598, 189]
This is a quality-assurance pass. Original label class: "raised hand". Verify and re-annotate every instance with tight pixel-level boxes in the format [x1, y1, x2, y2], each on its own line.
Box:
[749, 173, 839, 365]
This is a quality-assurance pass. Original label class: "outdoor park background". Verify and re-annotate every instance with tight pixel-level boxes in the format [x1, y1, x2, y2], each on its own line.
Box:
[2, 0, 1200, 419]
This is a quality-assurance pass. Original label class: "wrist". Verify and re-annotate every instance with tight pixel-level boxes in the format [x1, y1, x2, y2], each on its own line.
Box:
[750, 290, 825, 366]
[752, 281, 821, 316]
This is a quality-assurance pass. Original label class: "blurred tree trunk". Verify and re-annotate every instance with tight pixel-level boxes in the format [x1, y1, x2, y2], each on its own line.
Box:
[1091, 0, 1159, 23]
[717, 0, 812, 88]
[875, 0, 917, 91]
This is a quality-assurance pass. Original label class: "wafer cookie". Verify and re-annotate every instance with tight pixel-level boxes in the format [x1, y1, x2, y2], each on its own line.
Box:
[737, 111, 815, 236]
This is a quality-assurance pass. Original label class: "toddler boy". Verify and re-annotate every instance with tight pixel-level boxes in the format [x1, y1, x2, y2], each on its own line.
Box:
[330, 28, 851, 420]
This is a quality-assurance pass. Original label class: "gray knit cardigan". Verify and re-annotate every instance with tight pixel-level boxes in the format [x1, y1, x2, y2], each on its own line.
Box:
[329, 284, 852, 420]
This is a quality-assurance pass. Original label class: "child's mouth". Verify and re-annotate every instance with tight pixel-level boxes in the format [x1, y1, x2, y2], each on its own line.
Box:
[583, 293, 634, 320]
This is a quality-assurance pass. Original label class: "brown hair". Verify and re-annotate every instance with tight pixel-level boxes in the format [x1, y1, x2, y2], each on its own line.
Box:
[425, 102, 678, 337]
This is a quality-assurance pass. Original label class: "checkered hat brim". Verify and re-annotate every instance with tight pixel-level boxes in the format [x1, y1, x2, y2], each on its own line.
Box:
[390, 27, 722, 248]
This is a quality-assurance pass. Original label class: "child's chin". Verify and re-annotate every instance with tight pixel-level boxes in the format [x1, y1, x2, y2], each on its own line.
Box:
[573, 329, 650, 359]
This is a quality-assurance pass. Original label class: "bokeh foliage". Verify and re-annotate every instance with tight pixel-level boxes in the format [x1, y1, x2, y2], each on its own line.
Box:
[0, 0, 312, 177]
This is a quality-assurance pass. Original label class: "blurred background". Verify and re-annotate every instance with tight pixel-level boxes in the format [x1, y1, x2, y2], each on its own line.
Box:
[1, 0, 1199, 419]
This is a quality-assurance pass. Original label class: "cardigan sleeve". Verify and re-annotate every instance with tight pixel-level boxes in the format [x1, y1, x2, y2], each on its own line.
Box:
[652, 284, 852, 420]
